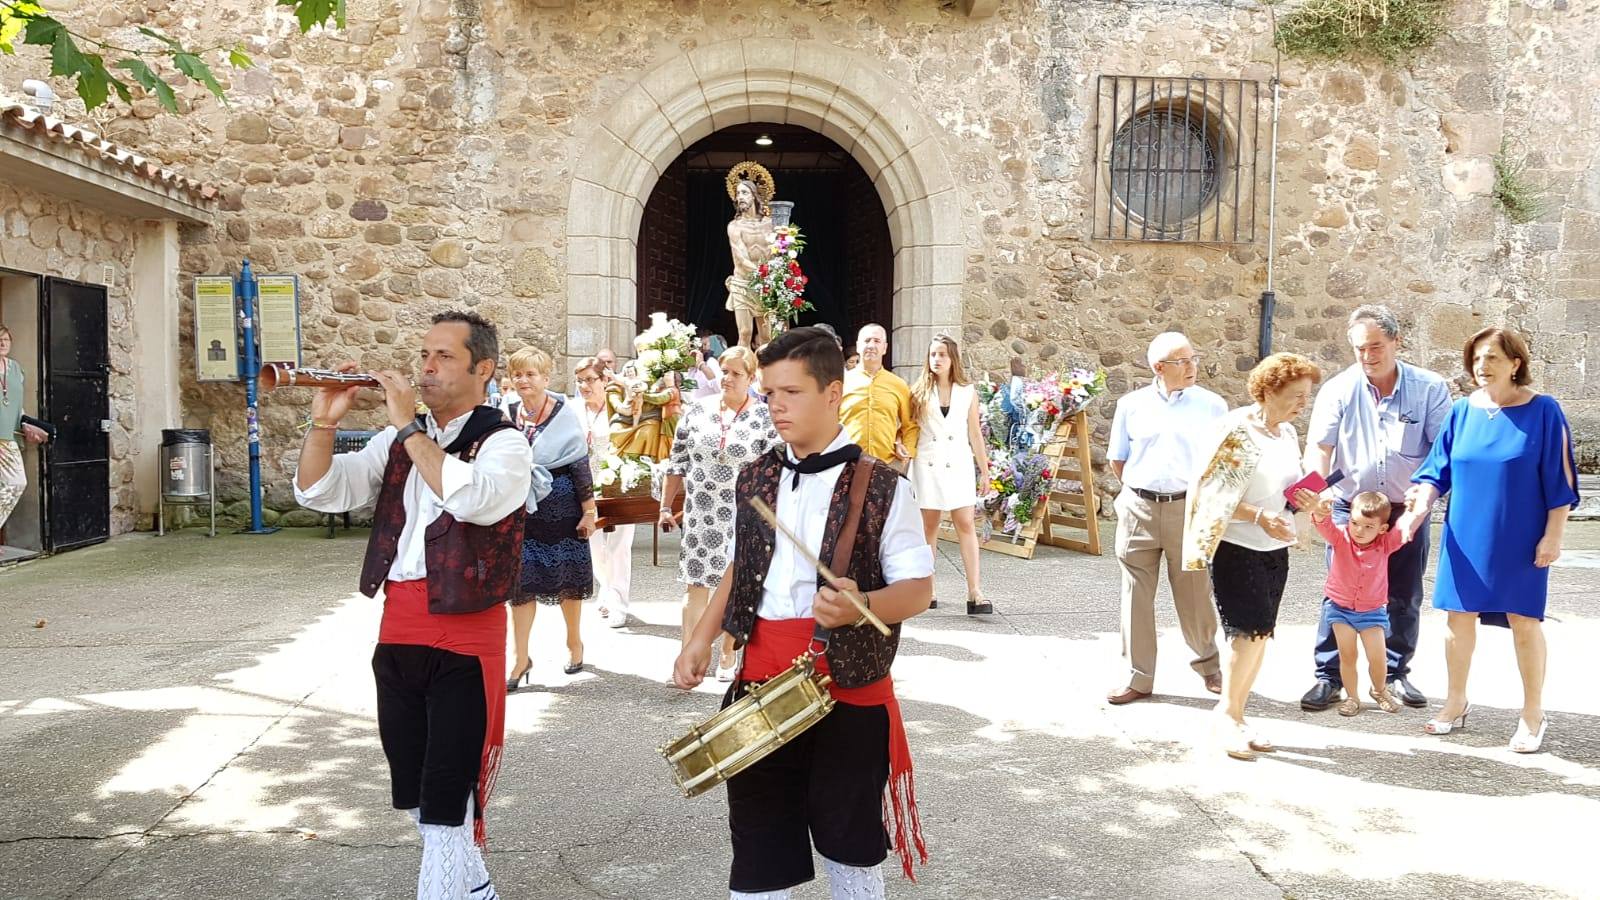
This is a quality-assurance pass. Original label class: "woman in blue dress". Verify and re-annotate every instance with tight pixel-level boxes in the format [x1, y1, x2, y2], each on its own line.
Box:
[505, 348, 596, 691]
[1402, 327, 1577, 753]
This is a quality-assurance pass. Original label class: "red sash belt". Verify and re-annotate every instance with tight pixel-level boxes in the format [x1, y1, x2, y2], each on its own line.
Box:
[743, 617, 927, 881]
[379, 579, 505, 848]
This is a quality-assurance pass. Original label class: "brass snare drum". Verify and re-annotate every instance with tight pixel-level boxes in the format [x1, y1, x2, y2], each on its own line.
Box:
[660, 653, 835, 798]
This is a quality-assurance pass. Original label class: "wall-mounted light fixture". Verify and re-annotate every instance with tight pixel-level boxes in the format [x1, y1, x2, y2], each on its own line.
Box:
[754, 134, 773, 146]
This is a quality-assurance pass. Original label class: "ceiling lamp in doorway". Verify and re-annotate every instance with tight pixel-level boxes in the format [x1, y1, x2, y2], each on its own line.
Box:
[754, 134, 773, 146]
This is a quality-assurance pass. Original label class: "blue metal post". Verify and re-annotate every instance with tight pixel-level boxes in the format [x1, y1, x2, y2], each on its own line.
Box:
[237, 259, 278, 535]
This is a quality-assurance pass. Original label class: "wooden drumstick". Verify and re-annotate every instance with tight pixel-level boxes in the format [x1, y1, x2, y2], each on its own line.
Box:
[746, 497, 892, 636]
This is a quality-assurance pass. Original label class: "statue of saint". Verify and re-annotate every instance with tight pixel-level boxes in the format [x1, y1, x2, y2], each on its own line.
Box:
[724, 162, 776, 349]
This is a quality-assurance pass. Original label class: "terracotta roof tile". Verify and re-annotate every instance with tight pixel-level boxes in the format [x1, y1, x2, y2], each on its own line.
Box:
[0, 98, 217, 203]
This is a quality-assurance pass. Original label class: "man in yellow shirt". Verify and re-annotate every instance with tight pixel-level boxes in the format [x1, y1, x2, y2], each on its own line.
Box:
[841, 323, 919, 466]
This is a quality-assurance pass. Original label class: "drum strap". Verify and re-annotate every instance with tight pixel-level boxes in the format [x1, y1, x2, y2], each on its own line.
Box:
[812, 457, 875, 649]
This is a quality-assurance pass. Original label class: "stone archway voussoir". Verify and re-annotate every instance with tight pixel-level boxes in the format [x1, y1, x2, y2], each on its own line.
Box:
[741, 38, 798, 76]
[923, 191, 962, 249]
[702, 81, 756, 132]
[686, 40, 748, 84]
[567, 179, 636, 239]
[601, 84, 684, 165]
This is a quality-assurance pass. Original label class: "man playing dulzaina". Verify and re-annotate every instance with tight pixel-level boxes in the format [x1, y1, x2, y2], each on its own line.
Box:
[294, 311, 530, 900]
[673, 326, 934, 900]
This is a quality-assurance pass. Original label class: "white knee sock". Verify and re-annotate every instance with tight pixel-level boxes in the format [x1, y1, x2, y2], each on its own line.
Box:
[730, 890, 792, 900]
[822, 859, 885, 900]
[408, 797, 496, 900]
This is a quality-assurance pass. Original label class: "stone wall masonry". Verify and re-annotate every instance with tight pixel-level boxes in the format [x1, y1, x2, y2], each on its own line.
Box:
[1, 0, 1595, 521]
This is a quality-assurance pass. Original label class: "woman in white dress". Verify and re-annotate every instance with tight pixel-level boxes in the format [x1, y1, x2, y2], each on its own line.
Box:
[909, 334, 994, 614]
[574, 356, 635, 629]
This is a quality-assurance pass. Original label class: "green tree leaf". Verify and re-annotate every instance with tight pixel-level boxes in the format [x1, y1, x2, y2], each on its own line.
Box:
[228, 46, 253, 69]
[173, 51, 226, 103]
[279, 0, 344, 32]
[135, 25, 184, 53]
[46, 23, 84, 78]
[1, 2, 48, 55]
[115, 57, 177, 112]
[74, 52, 111, 109]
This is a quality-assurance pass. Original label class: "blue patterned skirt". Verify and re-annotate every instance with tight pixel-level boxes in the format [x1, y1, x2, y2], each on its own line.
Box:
[514, 468, 594, 606]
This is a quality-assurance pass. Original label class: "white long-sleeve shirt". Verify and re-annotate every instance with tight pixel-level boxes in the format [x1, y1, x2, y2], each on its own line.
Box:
[726, 428, 934, 620]
[294, 409, 532, 583]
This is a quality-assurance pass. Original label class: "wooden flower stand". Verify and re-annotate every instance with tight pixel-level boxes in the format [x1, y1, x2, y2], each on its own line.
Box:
[595, 486, 683, 567]
[1037, 411, 1102, 556]
[938, 411, 1096, 560]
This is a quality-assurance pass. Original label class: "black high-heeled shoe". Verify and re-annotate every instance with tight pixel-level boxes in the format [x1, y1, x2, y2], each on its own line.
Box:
[506, 662, 532, 694]
[967, 595, 994, 615]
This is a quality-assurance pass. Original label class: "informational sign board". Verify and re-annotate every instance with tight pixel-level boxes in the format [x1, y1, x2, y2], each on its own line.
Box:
[255, 274, 303, 368]
[194, 275, 238, 382]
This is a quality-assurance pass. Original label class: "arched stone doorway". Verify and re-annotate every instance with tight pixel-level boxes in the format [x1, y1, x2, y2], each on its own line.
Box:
[565, 38, 961, 375]
[635, 122, 895, 360]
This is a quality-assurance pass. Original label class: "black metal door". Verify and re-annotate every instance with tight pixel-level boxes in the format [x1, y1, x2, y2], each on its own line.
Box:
[41, 278, 110, 551]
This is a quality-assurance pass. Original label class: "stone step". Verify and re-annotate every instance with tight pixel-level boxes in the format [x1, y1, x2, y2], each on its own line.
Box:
[1575, 474, 1600, 520]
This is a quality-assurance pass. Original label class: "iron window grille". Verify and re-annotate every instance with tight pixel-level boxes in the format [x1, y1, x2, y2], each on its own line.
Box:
[1092, 75, 1262, 244]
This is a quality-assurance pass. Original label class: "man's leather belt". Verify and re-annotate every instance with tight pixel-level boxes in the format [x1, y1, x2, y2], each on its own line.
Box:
[1132, 487, 1186, 503]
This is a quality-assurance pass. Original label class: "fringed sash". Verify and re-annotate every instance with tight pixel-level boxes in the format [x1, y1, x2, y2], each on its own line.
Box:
[742, 616, 927, 881]
[378, 579, 506, 848]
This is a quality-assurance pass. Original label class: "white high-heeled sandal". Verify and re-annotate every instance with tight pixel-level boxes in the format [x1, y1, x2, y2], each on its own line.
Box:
[1510, 716, 1547, 753]
[1424, 703, 1471, 735]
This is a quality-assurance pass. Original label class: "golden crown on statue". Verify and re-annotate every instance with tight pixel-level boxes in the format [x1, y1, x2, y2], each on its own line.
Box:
[725, 161, 776, 204]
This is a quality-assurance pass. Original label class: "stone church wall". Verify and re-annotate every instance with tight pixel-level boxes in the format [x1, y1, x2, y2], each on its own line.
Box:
[2, 0, 1594, 520]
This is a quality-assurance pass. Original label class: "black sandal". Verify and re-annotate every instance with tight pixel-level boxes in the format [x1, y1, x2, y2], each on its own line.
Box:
[966, 595, 994, 615]
[563, 660, 585, 675]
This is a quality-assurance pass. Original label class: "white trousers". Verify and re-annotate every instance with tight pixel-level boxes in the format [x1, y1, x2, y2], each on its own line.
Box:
[589, 524, 634, 615]
[730, 861, 885, 900]
[0, 440, 24, 533]
[410, 796, 497, 900]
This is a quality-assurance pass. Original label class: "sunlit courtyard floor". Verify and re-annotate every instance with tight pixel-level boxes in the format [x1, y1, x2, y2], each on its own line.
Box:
[1, 522, 1596, 899]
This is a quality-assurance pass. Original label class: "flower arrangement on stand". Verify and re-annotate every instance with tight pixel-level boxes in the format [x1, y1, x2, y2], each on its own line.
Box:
[747, 225, 812, 335]
[595, 449, 656, 499]
[974, 365, 1108, 537]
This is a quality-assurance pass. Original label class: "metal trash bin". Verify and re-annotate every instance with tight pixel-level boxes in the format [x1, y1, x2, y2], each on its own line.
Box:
[158, 428, 216, 537]
[325, 430, 379, 537]
[160, 429, 212, 498]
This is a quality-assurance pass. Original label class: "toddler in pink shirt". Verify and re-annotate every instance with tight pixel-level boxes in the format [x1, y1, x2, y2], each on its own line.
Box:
[1296, 489, 1413, 716]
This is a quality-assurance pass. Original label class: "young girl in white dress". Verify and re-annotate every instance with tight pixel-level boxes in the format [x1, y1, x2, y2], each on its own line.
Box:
[908, 334, 994, 614]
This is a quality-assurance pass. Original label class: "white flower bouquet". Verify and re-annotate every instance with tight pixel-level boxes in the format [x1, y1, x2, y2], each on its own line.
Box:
[596, 449, 655, 498]
[633, 312, 699, 384]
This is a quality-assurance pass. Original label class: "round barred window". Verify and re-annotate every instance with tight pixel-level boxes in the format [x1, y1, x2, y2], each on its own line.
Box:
[1108, 102, 1225, 229]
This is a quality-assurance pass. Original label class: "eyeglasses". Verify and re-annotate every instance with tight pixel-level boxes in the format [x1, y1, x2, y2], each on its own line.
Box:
[1157, 356, 1201, 368]
[577, 375, 602, 385]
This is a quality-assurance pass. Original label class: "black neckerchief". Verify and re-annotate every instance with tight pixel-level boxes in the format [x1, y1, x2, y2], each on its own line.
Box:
[777, 442, 863, 489]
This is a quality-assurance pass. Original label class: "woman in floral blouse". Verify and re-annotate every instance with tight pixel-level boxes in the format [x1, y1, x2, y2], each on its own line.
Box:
[1183, 352, 1321, 760]
[659, 346, 780, 681]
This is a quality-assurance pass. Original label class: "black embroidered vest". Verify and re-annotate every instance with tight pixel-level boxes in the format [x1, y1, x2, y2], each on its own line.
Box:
[358, 406, 524, 614]
[723, 447, 904, 688]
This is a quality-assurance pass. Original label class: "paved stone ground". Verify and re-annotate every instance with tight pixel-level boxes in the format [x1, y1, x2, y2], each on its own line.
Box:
[1, 522, 1597, 899]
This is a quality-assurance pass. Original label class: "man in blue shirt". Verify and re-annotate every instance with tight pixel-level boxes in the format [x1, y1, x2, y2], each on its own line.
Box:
[1300, 305, 1452, 711]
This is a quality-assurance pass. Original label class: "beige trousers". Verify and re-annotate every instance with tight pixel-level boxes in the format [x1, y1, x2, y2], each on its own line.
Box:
[0, 440, 24, 533]
[1114, 487, 1220, 693]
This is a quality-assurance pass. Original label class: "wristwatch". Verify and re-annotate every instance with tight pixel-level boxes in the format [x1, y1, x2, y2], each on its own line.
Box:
[394, 420, 425, 446]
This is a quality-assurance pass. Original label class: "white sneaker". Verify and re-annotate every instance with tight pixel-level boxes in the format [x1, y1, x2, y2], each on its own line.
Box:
[607, 609, 628, 629]
[716, 661, 737, 682]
